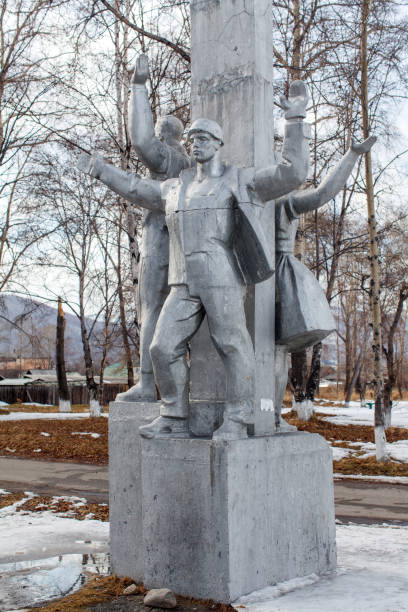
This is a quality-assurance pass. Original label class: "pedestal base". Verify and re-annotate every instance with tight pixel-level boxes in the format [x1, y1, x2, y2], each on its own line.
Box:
[141, 433, 336, 602]
[109, 400, 160, 580]
[110, 405, 336, 603]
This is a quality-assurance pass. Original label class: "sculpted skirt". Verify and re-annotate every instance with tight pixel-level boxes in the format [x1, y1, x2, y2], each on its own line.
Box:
[275, 252, 335, 352]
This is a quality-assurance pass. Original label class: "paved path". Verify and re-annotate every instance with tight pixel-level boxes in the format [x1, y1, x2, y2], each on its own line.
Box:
[1, 457, 407, 522]
[0, 456, 108, 502]
[334, 478, 408, 523]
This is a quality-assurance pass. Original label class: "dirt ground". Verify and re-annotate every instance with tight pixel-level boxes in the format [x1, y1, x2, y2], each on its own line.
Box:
[28, 576, 235, 612]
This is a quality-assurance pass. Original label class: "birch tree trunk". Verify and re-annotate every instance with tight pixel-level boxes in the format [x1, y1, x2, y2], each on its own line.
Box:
[383, 284, 408, 428]
[360, 0, 386, 460]
[114, 3, 136, 387]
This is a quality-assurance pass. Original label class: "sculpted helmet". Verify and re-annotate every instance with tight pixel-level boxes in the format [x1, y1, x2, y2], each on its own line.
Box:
[187, 118, 224, 145]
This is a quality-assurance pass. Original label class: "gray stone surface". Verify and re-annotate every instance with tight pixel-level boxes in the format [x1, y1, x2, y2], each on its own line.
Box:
[109, 400, 160, 580]
[143, 588, 177, 609]
[190, 0, 276, 435]
[141, 432, 336, 603]
[125, 105, 309, 439]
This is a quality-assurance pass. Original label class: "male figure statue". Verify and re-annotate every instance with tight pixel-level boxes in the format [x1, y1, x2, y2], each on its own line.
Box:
[78, 82, 311, 439]
[79, 54, 189, 402]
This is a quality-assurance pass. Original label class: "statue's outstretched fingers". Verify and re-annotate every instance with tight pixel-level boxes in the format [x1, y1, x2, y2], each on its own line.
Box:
[351, 135, 377, 154]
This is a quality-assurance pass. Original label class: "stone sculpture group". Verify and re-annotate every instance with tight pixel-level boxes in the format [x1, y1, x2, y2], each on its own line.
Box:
[78, 54, 375, 440]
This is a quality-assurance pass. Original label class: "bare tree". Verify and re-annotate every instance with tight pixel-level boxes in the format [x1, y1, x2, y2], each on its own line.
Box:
[56, 296, 71, 412]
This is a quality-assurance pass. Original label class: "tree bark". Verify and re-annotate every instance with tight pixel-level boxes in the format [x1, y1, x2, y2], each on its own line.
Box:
[56, 297, 71, 413]
[361, 0, 386, 460]
[384, 283, 408, 427]
[306, 342, 322, 401]
[79, 273, 101, 417]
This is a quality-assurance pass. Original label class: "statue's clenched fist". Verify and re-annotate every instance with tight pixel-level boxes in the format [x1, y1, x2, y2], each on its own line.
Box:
[77, 151, 104, 179]
[280, 80, 309, 120]
[132, 53, 150, 85]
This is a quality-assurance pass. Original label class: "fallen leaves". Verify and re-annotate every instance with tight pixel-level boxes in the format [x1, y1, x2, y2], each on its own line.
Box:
[0, 490, 109, 520]
[0, 418, 108, 464]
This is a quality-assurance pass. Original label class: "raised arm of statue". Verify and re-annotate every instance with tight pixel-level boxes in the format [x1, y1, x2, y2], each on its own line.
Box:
[290, 136, 377, 215]
[254, 81, 311, 202]
[129, 54, 168, 174]
[77, 152, 163, 211]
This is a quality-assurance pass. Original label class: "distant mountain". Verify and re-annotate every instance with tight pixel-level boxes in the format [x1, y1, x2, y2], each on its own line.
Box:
[0, 294, 122, 372]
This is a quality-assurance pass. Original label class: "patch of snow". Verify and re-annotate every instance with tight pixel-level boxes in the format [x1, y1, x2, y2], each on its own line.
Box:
[33, 449, 42, 453]
[331, 447, 352, 460]
[4, 447, 15, 453]
[236, 574, 321, 605]
[319, 400, 408, 428]
[234, 523, 408, 611]
[334, 473, 408, 484]
[0, 495, 109, 565]
[71, 432, 101, 438]
[40, 432, 51, 437]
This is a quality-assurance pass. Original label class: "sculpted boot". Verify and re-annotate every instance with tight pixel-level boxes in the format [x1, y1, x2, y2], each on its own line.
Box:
[212, 401, 251, 440]
[116, 371, 158, 402]
[139, 416, 189, 439]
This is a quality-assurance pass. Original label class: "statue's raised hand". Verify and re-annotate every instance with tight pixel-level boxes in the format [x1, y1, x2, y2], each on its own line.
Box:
[132, 53, 150, 85]
[351, 136, 377, 154]
[77, 151, 104, 179]
[280, 80, 309, 120]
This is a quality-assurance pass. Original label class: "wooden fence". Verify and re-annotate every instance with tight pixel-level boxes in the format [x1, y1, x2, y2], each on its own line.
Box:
[0, 383, 127, 406]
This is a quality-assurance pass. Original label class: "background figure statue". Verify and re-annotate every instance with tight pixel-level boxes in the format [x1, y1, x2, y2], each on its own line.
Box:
[274, 136, 377, 430]
[80, 53, 190, 402]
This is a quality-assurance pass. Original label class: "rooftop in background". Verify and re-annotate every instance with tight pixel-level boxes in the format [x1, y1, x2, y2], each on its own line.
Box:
[103, 362, 139, 383]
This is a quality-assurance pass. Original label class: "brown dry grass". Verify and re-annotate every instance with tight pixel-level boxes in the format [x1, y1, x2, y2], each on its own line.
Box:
[284, 411, 408, 476]
[5, 404, 108, 413]
[29, 575, 135, 612]
[0, 491, 25, 509]
[333, 455, 408, 477]
[0, 490, 109, 520]
[284, 411, 408, 444]
[29, 575, 236, 612]
[0, 418, 108, 464]
[17, 495, 109, 521]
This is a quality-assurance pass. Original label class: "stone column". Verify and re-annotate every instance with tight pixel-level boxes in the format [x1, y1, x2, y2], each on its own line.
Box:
[189, 0, 276, 434]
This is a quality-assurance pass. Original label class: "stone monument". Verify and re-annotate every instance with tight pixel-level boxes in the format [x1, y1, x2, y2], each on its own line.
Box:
[89, 0, 340, 603]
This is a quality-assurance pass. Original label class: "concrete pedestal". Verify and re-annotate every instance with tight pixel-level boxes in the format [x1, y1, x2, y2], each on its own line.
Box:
[141, 433, 336, 602]
[109, 400, 160, 580]
[110, 405, 336, 602]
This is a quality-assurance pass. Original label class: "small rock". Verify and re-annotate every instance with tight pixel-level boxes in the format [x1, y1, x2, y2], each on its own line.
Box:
[123, 583, 138, 596]
[143, 588, 177, 609]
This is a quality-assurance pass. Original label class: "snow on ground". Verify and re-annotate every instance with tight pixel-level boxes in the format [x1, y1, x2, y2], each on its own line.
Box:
[0, 491, 109, 565]
[314, 399, 408, 428]
[234, 523, 408, 612]
[283, 400, 408, 468]
[0, 491, 110, 610]
[1, 490, 407, 612]
[334, 473, 408, 484]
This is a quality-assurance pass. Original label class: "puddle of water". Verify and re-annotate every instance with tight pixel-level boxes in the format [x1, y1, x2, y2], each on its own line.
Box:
[0, 552, 110, 611]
